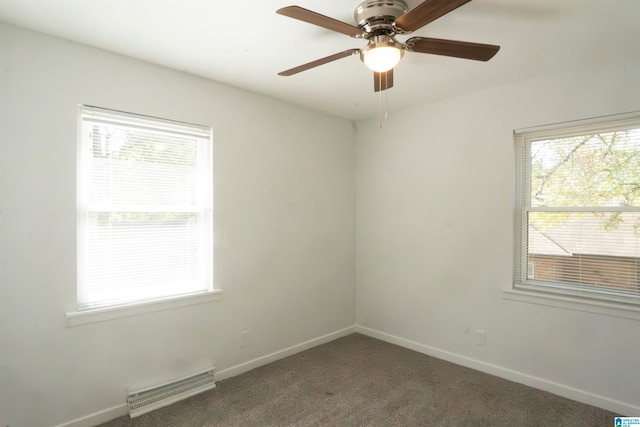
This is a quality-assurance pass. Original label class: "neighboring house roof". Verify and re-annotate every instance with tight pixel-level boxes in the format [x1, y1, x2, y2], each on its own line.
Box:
[528, 226, 572, 256]
[529, 214, 640, 258]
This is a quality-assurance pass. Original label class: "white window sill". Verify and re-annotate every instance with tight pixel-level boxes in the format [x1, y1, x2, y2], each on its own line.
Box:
[65, 290, 223, 327]
[503, 285, 640, 321]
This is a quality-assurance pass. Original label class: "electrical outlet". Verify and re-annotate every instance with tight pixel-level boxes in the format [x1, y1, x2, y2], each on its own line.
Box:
[241, 330, 250, 347]
[475, 330, 486, 346]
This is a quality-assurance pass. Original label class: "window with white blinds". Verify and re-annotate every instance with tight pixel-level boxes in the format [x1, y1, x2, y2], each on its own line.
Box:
[514, 112, 640, 305]
[77, 106, 213, 311]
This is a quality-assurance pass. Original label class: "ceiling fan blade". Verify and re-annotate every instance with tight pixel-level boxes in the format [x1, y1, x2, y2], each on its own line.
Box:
[373, 69, 394, 92]
[405, 37, 500, 61]
[277, 6, 367, 38]
[278, 49, 360, 76]
[395, 0, 472, 33]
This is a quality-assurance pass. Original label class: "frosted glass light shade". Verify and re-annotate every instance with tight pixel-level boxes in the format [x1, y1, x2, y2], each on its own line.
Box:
[362, 46, 402, 72]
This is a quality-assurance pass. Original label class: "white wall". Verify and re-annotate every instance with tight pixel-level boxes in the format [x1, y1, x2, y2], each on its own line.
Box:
[0, 23, 356, 426]
[356, 57, 640, 413]
[3, 18, 640, 427]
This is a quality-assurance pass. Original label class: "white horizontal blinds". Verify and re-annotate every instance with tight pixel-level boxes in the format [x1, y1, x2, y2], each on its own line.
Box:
[528, 212, 640, 296]
[518, 114, 640, 301]
[513, 131, 528, 283]
[78, 107, 212, 310]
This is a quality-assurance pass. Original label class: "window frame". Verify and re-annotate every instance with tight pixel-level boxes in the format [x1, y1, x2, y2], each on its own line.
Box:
[508, 111, 640, 320]
[68, 106, 220, 326]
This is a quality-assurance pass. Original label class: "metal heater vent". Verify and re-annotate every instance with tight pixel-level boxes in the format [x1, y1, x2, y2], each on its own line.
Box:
[127, 368, 216, 418]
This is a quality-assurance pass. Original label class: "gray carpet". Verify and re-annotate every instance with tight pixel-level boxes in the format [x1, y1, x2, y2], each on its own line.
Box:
[99, 333, 617, 426]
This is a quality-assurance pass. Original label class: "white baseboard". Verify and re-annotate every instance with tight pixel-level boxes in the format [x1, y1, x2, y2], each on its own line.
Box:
[215, 325, 358, 381]
[53, 325, 357, 427]
[55, 325, 634, 426]
[53, 403, 128, 427]
[355, 325, 639, 416]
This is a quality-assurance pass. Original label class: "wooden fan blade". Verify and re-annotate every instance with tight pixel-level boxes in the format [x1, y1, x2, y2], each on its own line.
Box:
[277, 6, 367, 38]
[373, 69, 394, 92]
[395, 0, 472, 33]
[278, 49, 360, 76]
[406, 37, 500, 61]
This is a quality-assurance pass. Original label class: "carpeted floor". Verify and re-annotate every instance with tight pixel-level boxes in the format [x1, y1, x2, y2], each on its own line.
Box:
[99, 333, 618, 426]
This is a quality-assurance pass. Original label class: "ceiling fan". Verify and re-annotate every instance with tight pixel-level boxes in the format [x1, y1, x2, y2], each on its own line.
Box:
[276, 0, 500, 92]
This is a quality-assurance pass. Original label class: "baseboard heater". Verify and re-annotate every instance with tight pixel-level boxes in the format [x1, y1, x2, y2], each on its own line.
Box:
[127, 367, 216, 418]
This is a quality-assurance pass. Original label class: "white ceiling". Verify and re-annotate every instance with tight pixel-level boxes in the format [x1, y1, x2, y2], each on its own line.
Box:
[0, 0, 638, 121]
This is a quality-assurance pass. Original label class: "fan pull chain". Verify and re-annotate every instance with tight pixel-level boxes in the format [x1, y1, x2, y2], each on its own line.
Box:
[385, 88, 389, 119]
[378, 74, 390, 129]
[378, 84, 383, 128]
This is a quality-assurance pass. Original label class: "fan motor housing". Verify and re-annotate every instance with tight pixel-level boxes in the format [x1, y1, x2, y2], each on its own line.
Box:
[354, 0, 409, 34]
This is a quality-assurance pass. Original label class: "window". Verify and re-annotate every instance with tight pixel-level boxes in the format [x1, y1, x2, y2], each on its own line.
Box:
[77, 106, 213, 312]
[513, 112, 640, 308]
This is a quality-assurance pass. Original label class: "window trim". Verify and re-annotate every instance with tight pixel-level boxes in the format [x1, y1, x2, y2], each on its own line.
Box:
[503, 286, 640, 321]
[510, 111, 640, 319]
[76, 105, 216, 316]
[65, 289, 223, 327]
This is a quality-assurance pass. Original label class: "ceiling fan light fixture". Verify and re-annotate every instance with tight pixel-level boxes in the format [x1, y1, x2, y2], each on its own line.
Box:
[276, 1, 501, 93]
[361, 36, 404, 72]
